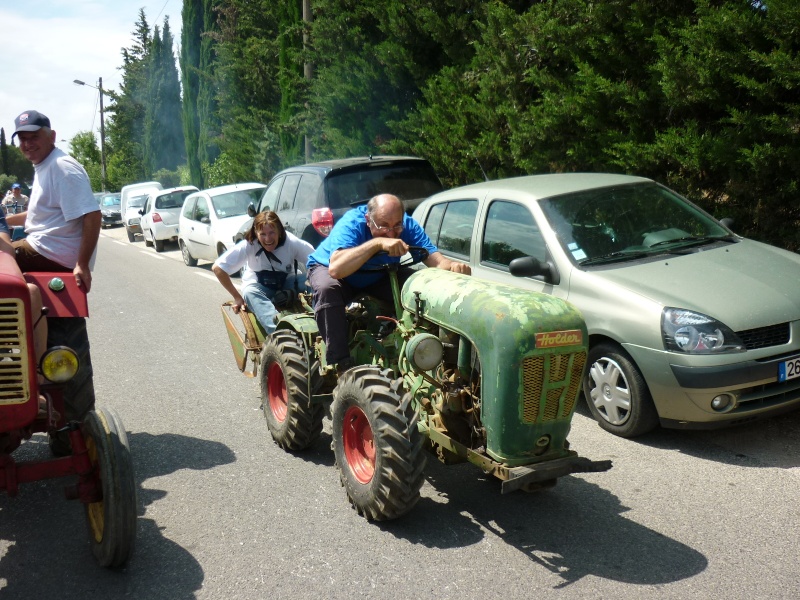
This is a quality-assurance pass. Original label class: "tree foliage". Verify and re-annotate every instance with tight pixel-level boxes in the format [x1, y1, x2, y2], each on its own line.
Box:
[99, 0, 800, 250]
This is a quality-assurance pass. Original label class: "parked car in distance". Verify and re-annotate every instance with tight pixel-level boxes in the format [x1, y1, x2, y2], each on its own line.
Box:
[236, 156, 443, 247]
[178, 183, 267, 268]
[412, 173, 800, 438]
[97, 192, 122, 228]
[140, 186, 198, 252]
[121, 181, 163, 239]
[123, 194, 149, 241]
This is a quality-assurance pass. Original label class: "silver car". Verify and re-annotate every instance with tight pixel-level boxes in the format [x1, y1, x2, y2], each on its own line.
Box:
[413, 173, 800, 437]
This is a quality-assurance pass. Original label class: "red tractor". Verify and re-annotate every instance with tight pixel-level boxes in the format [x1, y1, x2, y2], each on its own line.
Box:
[0, 252, 136, 567]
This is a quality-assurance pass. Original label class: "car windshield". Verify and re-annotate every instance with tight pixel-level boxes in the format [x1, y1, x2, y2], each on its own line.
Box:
[326, 163, 443, 209]
[539, 182, 732, 266]
[211, 189, 264, 219]
[155, 191, 192, 210]
[128, 195, 147, 208]
[101, 195, 120, 207]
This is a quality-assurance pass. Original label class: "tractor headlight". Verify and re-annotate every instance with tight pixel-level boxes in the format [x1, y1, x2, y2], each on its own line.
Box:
[405, 333, 444, 372]
[41, 346, 80, 383]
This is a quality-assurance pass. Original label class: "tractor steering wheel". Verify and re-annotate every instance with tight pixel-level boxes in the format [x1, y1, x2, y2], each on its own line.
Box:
[359, 246, 429, 272]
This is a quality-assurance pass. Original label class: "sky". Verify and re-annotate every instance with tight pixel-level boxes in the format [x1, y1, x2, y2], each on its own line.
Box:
[0, 0, 179, 151]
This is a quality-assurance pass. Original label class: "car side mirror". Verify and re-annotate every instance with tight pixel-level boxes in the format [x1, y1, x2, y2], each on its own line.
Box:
[247, 203, 256, 218]
[719, 217, 734, 231]
[139, 208, 145, 215]
[509, 256, 560, 285]
[201, 217, 210, 224]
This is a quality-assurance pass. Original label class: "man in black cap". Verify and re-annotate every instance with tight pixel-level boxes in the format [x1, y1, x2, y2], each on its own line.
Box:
[7, 109, 100, 292]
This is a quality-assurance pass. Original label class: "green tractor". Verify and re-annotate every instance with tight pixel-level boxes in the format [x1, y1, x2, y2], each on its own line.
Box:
[223, 248, 611, 520]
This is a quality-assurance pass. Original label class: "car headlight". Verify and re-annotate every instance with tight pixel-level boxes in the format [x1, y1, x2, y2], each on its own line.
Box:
[662, 308, 744, 354]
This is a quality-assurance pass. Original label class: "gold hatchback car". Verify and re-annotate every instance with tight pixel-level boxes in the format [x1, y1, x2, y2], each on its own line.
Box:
[413, 173, 800, 437]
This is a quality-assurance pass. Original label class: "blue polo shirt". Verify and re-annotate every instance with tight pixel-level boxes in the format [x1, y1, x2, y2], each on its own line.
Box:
[307, 205, 438, 288]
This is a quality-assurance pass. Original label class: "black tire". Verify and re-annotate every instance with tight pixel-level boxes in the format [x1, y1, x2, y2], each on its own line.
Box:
[260, 331, 324, 451]
[583, 342, 659, 438]
[332, 366, 426, 521]
[144, 229, 153, 247]
[154, 236, 165, 252]
[126, 228, 135, 242]
[47, 317, 95, 455]
[180, 240, 197, 266]
[82, 407, 137, 568]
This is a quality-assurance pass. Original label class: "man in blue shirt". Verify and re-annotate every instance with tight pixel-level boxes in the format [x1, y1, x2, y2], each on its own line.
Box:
[307, 193, 470, 372]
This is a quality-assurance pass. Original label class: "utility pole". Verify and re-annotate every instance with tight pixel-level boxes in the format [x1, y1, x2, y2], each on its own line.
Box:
[303, 0, 313, 162]
[73, 78, 107, 191]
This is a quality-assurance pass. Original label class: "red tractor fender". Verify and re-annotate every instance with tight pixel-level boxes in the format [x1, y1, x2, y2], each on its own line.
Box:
[23, 272, 89, 318]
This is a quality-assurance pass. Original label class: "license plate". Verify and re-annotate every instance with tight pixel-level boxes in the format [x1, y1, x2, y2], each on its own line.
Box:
[778, 356, 800, 382]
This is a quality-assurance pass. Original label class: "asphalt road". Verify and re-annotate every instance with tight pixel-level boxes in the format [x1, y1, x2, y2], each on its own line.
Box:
[1, 227, 799, 599]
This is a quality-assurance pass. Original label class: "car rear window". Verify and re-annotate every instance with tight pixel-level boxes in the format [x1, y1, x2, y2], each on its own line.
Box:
[325, 163, 443, 209]
[212, 189, 264, 218]
[156, 191, 193, 210]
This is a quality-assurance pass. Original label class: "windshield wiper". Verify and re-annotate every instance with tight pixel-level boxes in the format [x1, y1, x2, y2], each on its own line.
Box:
[579, 250, 651, 266]
[647, 235, 736, 251]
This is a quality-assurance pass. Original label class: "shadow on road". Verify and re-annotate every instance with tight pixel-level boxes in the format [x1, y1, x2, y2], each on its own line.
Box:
[0, 431, 236, 599]
[379, 459, 707, 588]
[619, 408, 800, 469]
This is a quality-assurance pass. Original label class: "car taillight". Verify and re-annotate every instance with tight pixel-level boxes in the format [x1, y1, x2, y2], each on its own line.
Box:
[152, 212, 163, 223]
[312, 207, 334, 237]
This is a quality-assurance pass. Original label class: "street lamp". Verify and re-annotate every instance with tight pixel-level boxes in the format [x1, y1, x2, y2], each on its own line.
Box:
[73, 78, 106, 192]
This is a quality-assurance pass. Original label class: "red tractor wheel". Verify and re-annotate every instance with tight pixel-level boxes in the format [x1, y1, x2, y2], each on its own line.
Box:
[82, 407, 137, 568]
[332, 366, 426, 521]
[341, 404, 376, 483]
[260, 331, 323, 451]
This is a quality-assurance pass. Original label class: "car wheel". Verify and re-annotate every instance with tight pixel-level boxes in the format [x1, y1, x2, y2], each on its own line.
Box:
[180, 240, 197, 266]
[144, 228, 153, 247]
[583, 342, 659, 438]
[126, 228, 135, 242]
[154, 236, 165, 252]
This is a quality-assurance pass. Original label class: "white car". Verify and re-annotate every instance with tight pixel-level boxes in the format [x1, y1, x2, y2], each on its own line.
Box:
[123, 193, 149, 241]
[178, 183, 267, 268]
[140, 186, 199, 252]
[121, 181, 162, 241]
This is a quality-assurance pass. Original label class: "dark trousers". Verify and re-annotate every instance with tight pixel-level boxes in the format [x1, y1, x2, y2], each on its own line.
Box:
[308, 264, 413, 364]
[13, 239, 71, 273]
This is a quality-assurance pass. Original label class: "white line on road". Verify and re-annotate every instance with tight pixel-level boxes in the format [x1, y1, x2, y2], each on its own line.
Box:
[140, 251, 165, 260]
[196, 270, 241, 291]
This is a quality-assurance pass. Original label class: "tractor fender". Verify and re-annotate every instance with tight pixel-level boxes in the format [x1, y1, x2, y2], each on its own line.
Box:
[401, 269, 589, 465]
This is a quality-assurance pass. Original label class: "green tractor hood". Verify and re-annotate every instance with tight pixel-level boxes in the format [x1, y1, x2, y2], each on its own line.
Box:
[401, 269, 589, 465]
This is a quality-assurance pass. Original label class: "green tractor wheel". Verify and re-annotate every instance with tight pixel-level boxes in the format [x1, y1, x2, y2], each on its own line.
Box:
[332, 366, 426, 521]
[260, 331, 324, 451]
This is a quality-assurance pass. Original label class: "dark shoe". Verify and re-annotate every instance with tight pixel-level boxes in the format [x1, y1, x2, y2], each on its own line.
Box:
[336, 357, 355, 376]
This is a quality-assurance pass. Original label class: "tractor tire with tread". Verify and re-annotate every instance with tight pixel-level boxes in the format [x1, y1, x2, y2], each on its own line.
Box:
[332, 366, 426, 521]
[260, 331, 324, 451]
[82, 407, 137, 567]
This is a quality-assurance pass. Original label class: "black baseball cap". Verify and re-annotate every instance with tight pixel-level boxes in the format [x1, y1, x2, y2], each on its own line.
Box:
[12, 110, 51, 140]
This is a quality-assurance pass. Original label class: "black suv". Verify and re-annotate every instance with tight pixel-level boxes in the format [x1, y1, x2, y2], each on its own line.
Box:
[237, 156, 443, 247]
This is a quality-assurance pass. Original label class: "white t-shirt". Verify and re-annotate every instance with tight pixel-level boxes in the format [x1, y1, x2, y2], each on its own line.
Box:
[25, 148, 99, 269]
[214, 231, 314, 288]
